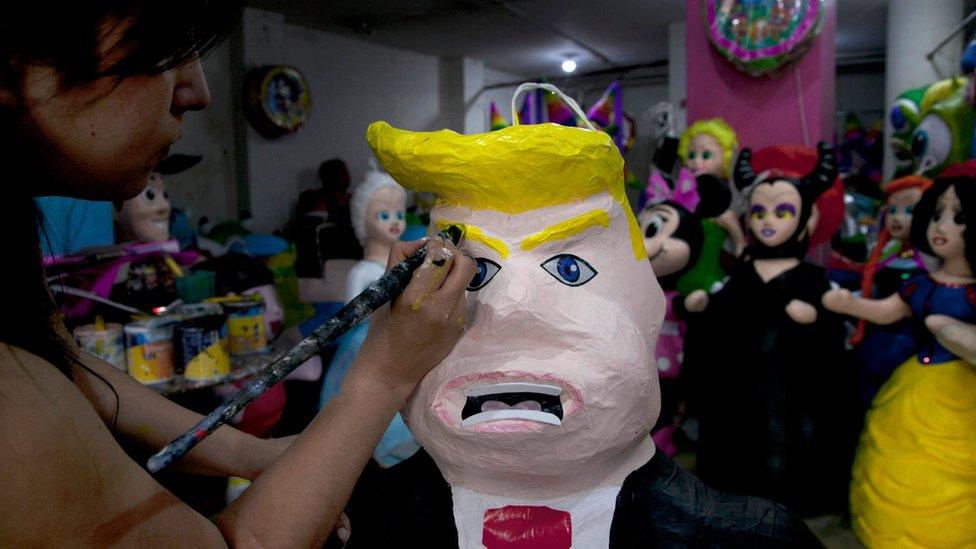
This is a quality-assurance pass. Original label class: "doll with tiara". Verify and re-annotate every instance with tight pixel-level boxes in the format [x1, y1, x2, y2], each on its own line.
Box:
[684, 143, 854, 516]
[823, 162, 976, 547]
[318, 167, 417, 467]
[850, 175, 932, 407]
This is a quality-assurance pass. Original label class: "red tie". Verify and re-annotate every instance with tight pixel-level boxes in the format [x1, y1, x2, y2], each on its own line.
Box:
[482, 505, 572, 549]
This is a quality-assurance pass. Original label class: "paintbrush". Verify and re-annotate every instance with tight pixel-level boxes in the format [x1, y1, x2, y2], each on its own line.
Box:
[147, 225, 465, 473]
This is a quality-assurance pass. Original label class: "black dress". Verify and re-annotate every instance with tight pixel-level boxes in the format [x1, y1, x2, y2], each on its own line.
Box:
[686, 260, 856, 517]
[335, 449, 822, 548]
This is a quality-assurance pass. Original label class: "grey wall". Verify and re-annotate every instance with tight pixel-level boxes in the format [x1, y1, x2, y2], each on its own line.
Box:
[165, 40, 239, 228]
[170, 7, 884, 233]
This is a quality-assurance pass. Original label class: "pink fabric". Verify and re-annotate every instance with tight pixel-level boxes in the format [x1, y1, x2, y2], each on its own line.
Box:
[655, 290, 685, 380]
[58, 249, 199, 319]
[652, 424, 679, 457]
[645, 168, 701, 212]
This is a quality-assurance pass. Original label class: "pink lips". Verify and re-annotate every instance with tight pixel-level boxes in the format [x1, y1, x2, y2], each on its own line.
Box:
[932, 236, 948, 246]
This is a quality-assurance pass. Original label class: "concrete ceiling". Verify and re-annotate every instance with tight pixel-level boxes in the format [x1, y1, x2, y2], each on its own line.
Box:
[249, 0, 890, 78]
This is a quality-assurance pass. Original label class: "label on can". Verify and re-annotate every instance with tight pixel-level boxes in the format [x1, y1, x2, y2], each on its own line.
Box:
[222, 300, 268, 356]
[176, 315, 231, 382]
[74, 323, 125, 371]
[124, 318, 176, 384]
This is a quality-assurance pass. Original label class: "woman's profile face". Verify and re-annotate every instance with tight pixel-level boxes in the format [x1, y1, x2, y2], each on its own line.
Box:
[15, 22, 211, 202]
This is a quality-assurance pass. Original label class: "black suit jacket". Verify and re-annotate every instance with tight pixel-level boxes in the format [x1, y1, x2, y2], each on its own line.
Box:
[339, 450, 822, 548]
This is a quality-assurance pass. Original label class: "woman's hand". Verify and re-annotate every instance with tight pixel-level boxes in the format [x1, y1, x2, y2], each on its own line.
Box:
[684, 289, 709, 313]
[785, 299, 817, 324]
[355, 237, 477, 396]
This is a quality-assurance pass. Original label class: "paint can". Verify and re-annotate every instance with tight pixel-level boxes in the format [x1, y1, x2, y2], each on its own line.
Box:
[221, 297, 269, 356]
[124, 317, 177, 385]
[175, 313, 231, 382]
[73, 322, 125, 371]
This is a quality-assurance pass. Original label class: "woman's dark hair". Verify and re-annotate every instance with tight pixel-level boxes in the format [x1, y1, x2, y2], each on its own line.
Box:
[0, 2, 241, 379]
[910, 173, 976, 270]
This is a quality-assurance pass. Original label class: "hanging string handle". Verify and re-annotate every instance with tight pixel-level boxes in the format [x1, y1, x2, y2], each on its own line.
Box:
[510, 82, 597, 131]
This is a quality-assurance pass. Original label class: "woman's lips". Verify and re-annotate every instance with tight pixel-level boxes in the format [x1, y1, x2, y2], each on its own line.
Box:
[932, 236, 948, 246]
[761, 228, 776, 237]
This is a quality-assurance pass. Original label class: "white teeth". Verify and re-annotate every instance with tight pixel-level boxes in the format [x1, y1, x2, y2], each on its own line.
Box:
[464, 382, 561, 398]
[461, 410, 561, 427]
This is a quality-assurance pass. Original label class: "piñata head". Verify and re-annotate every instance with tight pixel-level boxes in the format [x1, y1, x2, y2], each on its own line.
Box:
[368, 120, 664, 498]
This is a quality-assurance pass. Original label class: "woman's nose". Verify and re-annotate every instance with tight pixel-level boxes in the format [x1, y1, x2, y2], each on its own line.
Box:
[171, 60, 211, 116]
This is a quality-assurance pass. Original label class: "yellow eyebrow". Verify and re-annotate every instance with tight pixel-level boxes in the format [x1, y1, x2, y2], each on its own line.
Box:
[520, 209, 611, 251]
[434, 220, 510, 259]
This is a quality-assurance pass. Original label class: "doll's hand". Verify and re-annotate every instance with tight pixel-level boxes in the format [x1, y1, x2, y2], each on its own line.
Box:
[356, 238, 477, 394]
[684, 290, 709, 313]
[821, 288, 853, 315]
[925, 315, 976, 365]
[785, 299, 817, 324]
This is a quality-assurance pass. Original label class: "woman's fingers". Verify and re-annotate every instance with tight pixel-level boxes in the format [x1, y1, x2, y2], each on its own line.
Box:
[385, 239, 427, 271]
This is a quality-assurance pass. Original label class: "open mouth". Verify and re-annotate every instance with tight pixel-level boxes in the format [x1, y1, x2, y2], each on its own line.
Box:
[761, 228, 776, 237]
[932, 236, 948, 246]
[461, 382, 563, 427]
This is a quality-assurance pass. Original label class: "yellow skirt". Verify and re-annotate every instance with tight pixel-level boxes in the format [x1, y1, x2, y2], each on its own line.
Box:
[851, 355, 976, 548]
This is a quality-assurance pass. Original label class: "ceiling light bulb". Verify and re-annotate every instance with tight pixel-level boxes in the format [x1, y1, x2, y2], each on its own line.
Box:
[561, 59, 577, 73]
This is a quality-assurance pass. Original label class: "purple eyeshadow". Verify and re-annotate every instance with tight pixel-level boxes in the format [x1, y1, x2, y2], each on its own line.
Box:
[750, 205, 766, 215]
[775, 203, 797, 215]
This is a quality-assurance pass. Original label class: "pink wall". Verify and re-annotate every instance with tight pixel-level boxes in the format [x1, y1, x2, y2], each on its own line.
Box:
[685, 0, 837, 150]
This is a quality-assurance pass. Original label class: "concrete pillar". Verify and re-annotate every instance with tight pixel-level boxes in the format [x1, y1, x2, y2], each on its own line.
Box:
[668, 22, 688, 133]
[883, 0, 964, 179]
[685, 0, 837, 150]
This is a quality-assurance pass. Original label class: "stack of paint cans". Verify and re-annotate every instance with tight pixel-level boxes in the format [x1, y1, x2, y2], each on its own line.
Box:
[173, 303, 231, 383]
[220, 296, 270, 356]
[124, 316, 179, 385]
[73, 318, 125, 371]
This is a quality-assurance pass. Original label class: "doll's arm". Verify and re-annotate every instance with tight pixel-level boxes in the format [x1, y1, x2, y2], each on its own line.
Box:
[926, 315, 976, 366]
[683, 289, 710, 313]
[785, 300, 817, 324]
[821, 289, 910, 325]
[715, 210, 747, 256]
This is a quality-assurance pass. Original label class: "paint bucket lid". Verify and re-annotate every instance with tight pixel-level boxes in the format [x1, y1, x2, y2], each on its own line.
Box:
[125, 315, 179, 333]
[172, 302, 224, 320]
[73, 322, 123, 338]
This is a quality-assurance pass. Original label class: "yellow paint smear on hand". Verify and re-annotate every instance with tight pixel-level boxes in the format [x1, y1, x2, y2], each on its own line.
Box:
[435, 220, 509, 259]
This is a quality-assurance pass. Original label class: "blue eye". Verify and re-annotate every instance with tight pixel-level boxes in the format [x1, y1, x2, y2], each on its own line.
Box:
[888, 205, 898, 215]
[541, 254, 597, 287]
[467, 258, 501, 291]
[396, 211, 405, 220]
[379, 211, 391, 221]
[905, 205, 914, 215]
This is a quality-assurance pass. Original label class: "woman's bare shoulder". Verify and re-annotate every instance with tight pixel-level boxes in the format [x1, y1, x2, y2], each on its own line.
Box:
[0, 343, 222, 546]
